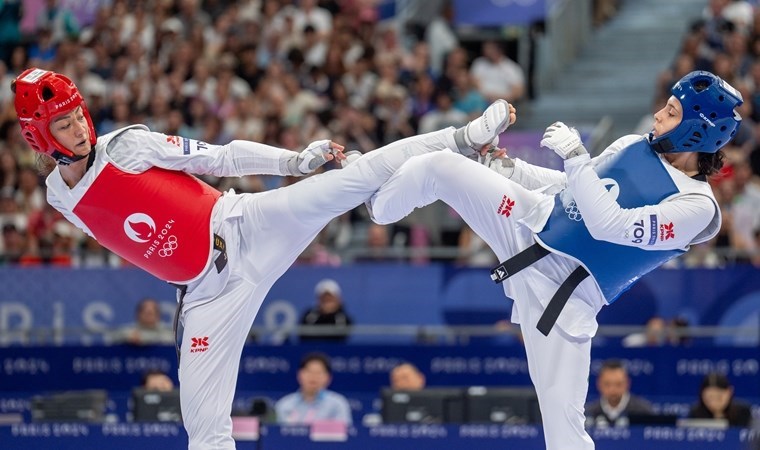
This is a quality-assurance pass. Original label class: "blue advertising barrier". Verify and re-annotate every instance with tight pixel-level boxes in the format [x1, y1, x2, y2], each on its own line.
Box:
[1, 345, 758, 399]
[1, 264, 759, 346]
[0, 423, 755, 450]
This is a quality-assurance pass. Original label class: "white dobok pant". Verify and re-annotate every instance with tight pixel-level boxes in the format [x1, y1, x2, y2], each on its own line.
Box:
[178, 129, 461, 450]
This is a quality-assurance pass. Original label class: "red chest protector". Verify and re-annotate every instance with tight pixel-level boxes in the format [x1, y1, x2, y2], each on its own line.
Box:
[73, 163, 222, 283]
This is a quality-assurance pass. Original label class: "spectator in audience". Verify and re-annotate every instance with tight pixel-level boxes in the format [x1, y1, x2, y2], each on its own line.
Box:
[622, 316, 668, 347]
[424, 1, 458, 78]
[141, 369, 176, 392]
[585, 360, 655, 427]
[48, 220, 78, 266]
[0, 1, 21, 67]
[130, 369, 178, 423]
[14, 165, 45, 215]
[354, 222, 403, 263]
[112, 297, 174, 346]
[36, 0, 80, 45]
[275, 352, 353, 425]
[457, 224, 498, 267]
[74, 235, 123, 268]
[395, 0, 448, 51]
[389, 362, 426, 391]
[449, 68, 490, 120]
[729, 153, 760, 260]
[0, 188, 26, 232]
[687, 372, 753, 427]
[299, 278, 354, 342]
[0, 223, 25, 264]
[593, 0, 619, 27]
[469, 40, 526, 104]
[417, 90, 468, 135]
[0, 148, 20, 192]
[668, 316, 692, 346]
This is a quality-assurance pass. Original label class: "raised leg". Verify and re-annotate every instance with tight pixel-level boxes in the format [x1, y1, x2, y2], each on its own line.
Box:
[371, 151, 546, 262]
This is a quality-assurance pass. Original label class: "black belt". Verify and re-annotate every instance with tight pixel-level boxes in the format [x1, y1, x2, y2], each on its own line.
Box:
[490, 243, 589, 336]
[170, 233, 227, 364]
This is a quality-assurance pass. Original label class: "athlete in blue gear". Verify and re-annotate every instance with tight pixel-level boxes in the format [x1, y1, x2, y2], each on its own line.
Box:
[367, 71, 743, 450]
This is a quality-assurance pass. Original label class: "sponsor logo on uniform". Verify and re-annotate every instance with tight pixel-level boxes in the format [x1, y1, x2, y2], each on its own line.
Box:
[699, 112, 716, 128]
[21, 68, 48, 83]
[190, 336, 209, 353]
[660, 222, 675, 241]
[497, 195, 515, 218]
[648, 215, 658, 245]
[166, 135, 181, 146]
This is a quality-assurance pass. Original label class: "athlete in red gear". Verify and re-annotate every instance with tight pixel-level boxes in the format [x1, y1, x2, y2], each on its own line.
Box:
[12, 67, 514, 449]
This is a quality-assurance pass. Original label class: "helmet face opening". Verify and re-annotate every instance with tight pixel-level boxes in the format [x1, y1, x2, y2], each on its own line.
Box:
[13, 68, 97, 164]
[651, 71, 743, 154]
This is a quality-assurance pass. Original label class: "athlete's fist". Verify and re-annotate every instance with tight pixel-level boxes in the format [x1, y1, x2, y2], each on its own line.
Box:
[294, 140, 346, 175]
[540, 122, 587, 160]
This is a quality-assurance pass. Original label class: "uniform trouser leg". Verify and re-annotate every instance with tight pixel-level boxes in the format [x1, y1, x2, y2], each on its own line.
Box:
[179, 128, 461, 448]
[371, 152, 594, 449]
[511, 274, 595, 450]
[371, 151, 544, 262]
[239, 128, 461, 278]
[180, 274, 264, 450]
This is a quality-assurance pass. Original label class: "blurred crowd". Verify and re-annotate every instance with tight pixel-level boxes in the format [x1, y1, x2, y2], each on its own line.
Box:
[0, 0, 759, 269]
[652, 0, 760, 269]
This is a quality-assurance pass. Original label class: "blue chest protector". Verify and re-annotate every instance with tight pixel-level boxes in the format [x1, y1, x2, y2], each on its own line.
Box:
[535, 139, 685, 303]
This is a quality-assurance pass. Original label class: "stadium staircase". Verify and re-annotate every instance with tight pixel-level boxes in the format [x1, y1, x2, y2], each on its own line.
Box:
[517, 0, 708, 149]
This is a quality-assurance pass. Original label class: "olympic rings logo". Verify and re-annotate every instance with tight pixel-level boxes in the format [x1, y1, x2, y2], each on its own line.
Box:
[565, 201, 583, 222]
[158, 236, 178, 257]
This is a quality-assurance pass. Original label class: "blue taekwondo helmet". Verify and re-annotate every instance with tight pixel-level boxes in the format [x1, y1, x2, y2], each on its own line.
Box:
[650, 71, 743, 154]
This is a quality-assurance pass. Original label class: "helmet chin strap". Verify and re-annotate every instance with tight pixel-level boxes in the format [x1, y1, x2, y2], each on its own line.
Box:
[53, 148, 95, 167]
[649, 133, 675, 153]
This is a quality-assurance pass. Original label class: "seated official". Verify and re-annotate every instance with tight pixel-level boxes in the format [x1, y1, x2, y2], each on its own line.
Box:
[275, 352, 353, 425]
[585, 360, 654, 427]
[687, 372, 753, 428]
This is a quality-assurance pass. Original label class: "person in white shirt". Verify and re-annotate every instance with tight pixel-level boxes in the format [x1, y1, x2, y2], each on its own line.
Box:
[470, 40, 526, 103]
[11, 67, 511, 450]
[366, 70, 743, 449]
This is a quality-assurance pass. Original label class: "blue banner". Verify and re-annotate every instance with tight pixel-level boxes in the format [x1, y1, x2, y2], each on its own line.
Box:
[0, 345, 758, 399]
[0, 424, 752, 450]
[1, 265, 759, 346]
[453, 0, 547, 26]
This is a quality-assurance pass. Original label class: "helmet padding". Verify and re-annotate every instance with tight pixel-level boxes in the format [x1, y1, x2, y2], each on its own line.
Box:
[651, 71, 743, 154]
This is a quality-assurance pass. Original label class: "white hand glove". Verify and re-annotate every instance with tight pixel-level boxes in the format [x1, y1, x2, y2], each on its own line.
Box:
[292, 139, 333, 175]
[540, 122, 586, 159]
[476, 150, 515, 179]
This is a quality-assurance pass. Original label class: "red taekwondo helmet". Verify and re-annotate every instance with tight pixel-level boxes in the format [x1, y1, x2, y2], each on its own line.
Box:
[12, 68, 97, 165]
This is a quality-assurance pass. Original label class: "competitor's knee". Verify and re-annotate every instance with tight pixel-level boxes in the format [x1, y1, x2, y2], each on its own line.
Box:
[369, 155, 436, 223]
